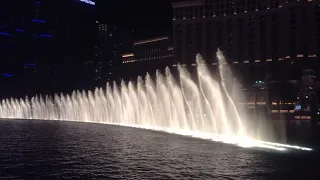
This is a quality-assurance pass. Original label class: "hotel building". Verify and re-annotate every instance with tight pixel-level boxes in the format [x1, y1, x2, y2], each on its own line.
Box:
[172, 0, 320, 85]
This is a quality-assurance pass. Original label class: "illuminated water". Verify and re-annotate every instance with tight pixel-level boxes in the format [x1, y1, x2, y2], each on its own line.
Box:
[0, 120, 319, 179]
[0, 51, 312, 151]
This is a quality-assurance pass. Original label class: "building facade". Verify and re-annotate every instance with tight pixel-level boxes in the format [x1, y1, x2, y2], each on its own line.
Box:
[122, 37, 174, 80]
[0, 0, 96, 97]
[172, 0, 320, 85]
[241, 68, 320, 124]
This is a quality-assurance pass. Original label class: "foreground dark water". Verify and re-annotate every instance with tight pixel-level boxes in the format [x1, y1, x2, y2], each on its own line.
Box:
[0, 120, 319, 179]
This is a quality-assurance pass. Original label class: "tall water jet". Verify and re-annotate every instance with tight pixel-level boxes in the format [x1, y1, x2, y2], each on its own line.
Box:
[178, 64, 198, 131]
[156, 70, 168, 128]
[196, 54, 229, 135]
[216, 50, 245, 137]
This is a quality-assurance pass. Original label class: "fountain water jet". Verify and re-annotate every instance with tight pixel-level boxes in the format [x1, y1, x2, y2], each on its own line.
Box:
[0, 50, 313, 152]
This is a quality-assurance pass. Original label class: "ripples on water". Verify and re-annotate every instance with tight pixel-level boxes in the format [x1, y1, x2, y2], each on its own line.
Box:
[0, 120, 319, 180]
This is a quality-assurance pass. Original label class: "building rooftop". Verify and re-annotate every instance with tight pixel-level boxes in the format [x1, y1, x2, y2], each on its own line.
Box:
[122, 53, 134, 58]
[134, 37, 169, 46]
[172, 0, 203, 8]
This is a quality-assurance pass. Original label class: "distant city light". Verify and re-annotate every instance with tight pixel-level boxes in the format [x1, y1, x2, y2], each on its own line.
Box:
[16, 28, 26, 32]
[295, 105, 302, 110]
[79, 0, 95, 5]
[255, 80, 264, 84]
[0, 32, 12, 36]
[2, 74, 14, 77]
[24, 63, 36, 67]
[39, 34, 52, 38]
[32, 19, 46, 23]
[36, 1, 41, 4]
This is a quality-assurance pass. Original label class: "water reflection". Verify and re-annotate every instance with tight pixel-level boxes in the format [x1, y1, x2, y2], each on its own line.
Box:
[0, 120, 318, 179]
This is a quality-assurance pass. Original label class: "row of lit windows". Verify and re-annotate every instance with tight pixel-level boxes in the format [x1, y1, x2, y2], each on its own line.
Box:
[143, 53, 172, 59]
[175, 1, 281, 14]
[231, 54, 317, 62]
[172, 54, 317, 66]
[146, 49, 163, 52]
[123, 54, 173, 64]
[271, 110, 296, 113]
[173, 0, 313, 20]
[175, 18, 281, 30]
[175, 21, 307, 47]
[294, 116, 312, 120]
[175, 37, 303, 48]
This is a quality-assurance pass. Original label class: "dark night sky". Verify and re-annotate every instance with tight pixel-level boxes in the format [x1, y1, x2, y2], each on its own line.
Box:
[97, 0, 173, 40]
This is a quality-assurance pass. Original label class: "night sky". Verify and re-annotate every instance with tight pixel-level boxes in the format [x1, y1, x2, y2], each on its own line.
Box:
[97, 0, 173, 40]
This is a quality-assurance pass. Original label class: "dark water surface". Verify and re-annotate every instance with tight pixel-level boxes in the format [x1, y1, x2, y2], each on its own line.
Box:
[0, 120, 319, 180]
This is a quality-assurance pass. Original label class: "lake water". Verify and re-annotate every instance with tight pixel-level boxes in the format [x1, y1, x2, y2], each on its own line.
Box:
[0, 120, 319, 179]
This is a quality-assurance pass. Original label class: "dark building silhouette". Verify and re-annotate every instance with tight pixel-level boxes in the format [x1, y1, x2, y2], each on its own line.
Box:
[93, 23, 134, 86]
[0, 0, 96, 97]
[172, 0, 320, 85]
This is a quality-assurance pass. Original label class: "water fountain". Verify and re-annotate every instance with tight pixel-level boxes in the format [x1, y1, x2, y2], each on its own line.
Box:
[0, 50, 313, 151]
